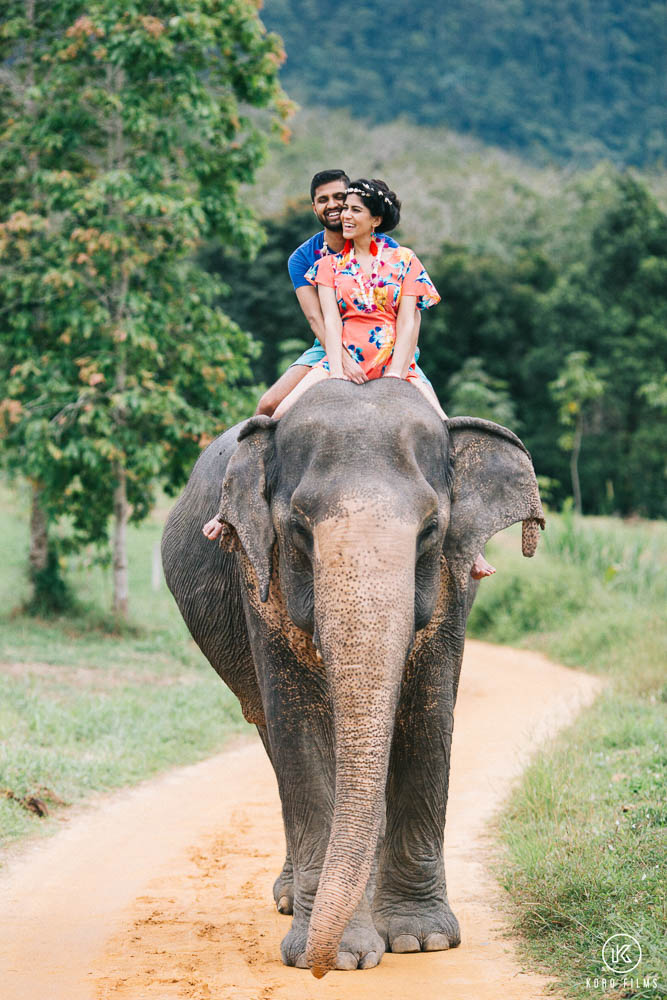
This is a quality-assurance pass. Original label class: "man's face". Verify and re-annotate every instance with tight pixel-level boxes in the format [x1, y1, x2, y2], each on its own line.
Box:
[312, 180, 347, 232]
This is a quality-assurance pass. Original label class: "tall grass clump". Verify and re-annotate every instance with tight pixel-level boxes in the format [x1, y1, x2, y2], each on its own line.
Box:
[469, 510, 666, 998]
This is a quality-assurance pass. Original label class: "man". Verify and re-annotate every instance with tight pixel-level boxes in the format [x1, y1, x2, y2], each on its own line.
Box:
[255, 168, 422, 416]
[215, 169, 496, 578]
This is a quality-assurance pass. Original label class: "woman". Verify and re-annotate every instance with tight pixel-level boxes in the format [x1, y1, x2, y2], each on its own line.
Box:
[272, 179, 445, 419]
[204, 179, 495, 580]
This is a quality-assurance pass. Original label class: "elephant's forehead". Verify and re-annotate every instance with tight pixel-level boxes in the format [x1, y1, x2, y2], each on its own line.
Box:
[275, 412, 447, 479]
[276, 382, 446, 450]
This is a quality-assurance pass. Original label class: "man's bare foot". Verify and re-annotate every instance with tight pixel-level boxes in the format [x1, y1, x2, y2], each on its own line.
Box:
[202, 517, 224, 540]
[471, 554, 496, 580]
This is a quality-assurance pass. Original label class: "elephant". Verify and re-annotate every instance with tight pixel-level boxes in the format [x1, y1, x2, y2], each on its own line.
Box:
[161, 378, 545, 979]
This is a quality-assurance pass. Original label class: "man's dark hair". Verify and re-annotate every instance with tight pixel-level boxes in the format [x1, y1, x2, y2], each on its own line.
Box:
[310, 169, 350, 202]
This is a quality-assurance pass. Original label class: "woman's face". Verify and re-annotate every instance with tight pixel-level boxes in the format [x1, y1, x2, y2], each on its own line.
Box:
[341, 194, 382, 242]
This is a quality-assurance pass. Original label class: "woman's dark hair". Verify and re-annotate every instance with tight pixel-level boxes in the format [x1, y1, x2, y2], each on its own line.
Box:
[344, 178, 401, 233]
[310, 169, 350, 202]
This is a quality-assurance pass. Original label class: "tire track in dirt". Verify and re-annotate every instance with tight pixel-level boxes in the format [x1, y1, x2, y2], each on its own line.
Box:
[0, 641, 603, 1000]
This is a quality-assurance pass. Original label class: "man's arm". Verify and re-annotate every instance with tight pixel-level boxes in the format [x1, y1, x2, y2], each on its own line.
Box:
[295, 285, 326, 342]
[295, 273, 368, 381]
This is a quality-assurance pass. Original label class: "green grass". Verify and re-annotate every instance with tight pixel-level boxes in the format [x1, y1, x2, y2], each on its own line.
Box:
[469, 511, 666, 998]
[0, 481, 248, 852]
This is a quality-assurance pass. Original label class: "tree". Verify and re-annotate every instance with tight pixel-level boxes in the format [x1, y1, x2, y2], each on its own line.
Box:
[446, 358, 518, 426]
[539, 173, 667, 516]
[0, 1, 292, 617]
[549, 352, 605, 514]
[201, 202, 316, 387]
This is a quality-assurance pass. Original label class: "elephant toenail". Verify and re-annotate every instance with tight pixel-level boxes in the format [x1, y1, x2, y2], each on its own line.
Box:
[277, 895, 291, 914]
[360, 951, 379, 969]
[424, 933, 450, 951]
[335, 951, 358, 970]
[391, 934, 420, 953]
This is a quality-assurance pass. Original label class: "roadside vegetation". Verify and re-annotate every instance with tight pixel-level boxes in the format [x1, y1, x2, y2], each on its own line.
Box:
[469, 509, 666, 999]
[0, 481, 247, 852]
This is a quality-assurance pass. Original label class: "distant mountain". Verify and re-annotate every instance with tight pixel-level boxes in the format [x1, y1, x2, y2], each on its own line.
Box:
[261, 0, 666, 167]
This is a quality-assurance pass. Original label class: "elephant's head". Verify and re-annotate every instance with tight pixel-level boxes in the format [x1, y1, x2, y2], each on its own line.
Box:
[216, 379, 544, 977]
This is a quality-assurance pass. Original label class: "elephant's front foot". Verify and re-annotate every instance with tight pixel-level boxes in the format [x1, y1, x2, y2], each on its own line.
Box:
[373, 891, 461, 954]
[281, 904, 385, 971]
[272, 854, 294, 915]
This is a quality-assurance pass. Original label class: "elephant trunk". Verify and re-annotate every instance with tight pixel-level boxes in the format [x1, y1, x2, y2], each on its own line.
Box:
[306, 510, 417, 978]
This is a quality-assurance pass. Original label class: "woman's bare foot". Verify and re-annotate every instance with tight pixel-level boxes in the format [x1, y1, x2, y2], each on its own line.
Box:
[471, 554, 496, 580]
[202, 517, 224, 540]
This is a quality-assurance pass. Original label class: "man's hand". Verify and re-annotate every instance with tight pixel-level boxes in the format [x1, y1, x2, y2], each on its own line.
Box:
[341, 351, 369, 384]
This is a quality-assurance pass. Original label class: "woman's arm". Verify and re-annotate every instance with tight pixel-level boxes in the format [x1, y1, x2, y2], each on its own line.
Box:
[386, 294, 418, 379]
[318, 284, 346, 379]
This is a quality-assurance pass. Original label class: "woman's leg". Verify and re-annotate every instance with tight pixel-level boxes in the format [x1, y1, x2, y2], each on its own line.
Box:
[411, 378, 448, 420]
[273, 366, 331, 419]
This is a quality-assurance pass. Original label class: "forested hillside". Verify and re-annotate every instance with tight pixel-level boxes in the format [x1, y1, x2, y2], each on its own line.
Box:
[262, 0, 666, 166]
[210, 169, 667, 518]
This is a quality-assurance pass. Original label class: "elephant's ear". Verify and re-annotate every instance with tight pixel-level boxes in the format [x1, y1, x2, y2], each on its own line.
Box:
[444, 417, 545, 581]
[217, 415, 277, 602]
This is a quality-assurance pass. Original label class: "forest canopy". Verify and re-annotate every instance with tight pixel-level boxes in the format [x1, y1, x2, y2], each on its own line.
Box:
[262, 0, 666, 166]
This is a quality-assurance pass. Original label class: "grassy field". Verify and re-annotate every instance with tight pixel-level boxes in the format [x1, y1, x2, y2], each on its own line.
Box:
[469, 510, 666, 999]
[0, 481, 248, 852]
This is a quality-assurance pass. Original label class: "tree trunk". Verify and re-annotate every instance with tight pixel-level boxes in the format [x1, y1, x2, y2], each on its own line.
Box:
[112, 464, 129, 619]
[29, 484, 49, 575]
[571, 415, 583, 515]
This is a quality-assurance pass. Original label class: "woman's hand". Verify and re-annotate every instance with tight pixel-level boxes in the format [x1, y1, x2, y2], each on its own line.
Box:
[341, 351, 368, 383]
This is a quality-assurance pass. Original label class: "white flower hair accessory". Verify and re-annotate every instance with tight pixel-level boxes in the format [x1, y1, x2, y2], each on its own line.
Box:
[346, 185, 392, 205]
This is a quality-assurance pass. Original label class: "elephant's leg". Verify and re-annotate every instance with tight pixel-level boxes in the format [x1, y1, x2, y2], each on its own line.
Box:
[373, 638, 463, 954]
[251, 633, 385, 971]
[256, 723, 294, 915]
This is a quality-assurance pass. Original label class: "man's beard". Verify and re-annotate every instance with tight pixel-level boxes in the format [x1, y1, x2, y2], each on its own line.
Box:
[318, 211, 343, 232]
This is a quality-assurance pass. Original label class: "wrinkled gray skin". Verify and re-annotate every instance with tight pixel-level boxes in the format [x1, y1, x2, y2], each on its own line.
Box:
[162, 379, 545, 978]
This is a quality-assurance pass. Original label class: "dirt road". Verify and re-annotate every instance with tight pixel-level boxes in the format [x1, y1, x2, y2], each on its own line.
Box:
[0, 641, 602, 1000]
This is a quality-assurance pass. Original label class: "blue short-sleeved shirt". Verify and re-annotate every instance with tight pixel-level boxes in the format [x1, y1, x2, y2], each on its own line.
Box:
[288, 231, 399, 290]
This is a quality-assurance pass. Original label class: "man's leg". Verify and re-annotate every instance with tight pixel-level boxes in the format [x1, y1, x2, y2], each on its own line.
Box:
[273, 367, 330, 419]
[255, 365, 310, 417]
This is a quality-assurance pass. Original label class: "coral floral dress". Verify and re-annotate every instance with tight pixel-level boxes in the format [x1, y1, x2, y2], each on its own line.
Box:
[305, 239, 440, 381]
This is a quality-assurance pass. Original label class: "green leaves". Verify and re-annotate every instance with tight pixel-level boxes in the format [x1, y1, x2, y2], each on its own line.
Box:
[0, 0, 290, 612]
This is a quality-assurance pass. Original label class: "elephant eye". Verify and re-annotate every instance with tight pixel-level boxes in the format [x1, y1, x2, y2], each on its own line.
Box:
[417, 518, 439, 551]
[290, 517, 312, 551]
